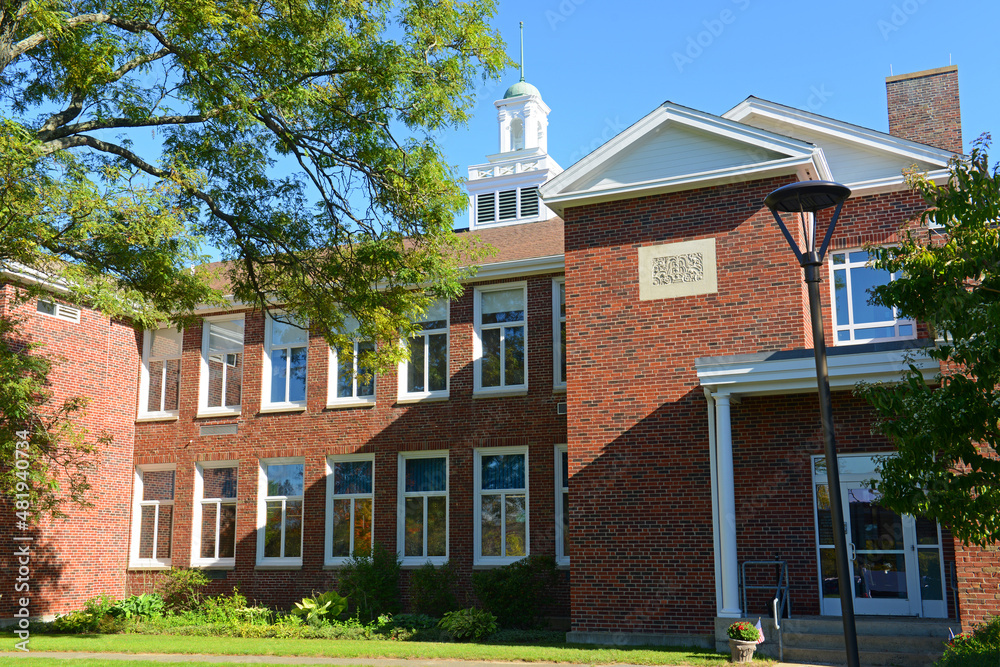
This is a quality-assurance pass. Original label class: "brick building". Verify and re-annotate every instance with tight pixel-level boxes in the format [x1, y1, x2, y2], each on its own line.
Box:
[2, 65, 997, 659]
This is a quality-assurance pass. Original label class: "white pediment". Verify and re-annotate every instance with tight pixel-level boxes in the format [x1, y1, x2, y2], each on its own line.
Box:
[541, 102, 826, 215]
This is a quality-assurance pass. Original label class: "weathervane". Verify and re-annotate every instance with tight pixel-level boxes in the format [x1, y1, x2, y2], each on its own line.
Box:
[519, 21, 525, 82]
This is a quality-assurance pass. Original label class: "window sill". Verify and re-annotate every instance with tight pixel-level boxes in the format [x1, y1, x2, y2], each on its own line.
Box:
[325, 399, 376, 410]
[196, 409, 241, 419]
[128, 563, 171, 571]
[191, 561, 236, 570]
[552, 385, 567, 394]
[472, 560, 528, 570]
[255, 562, 303, 571]
[473, 388, 529, 399]
[401, 557, 449, 569]
[258, 404, 307, 415]
[135, 414, 179, 423]
[396, 394, 449, 405]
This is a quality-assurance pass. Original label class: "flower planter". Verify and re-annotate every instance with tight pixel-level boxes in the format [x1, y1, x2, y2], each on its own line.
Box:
[729, 637, 757, 663]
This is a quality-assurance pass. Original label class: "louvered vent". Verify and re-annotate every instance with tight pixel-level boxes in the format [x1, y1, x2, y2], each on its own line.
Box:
[477, 193, 495, 224]
[520, 187, 539, 217]
[498, 189, 518, 220]
[37, 299, 81, 323]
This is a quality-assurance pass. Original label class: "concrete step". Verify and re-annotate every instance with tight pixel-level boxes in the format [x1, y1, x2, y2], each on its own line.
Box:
[782, 645, 943, 667]
[781, 616, 957, 637]
[782, 630, 948, 653]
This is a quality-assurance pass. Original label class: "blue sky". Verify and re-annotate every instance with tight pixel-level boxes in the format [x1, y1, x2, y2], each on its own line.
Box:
[440, 0, 999, 228]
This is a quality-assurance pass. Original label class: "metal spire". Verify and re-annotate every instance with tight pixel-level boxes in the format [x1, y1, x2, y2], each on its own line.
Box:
[519, 21, 524, 82]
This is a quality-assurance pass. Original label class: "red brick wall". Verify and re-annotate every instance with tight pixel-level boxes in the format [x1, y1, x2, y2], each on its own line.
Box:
[0, 286, 138, 616]
[886, 65, 962, 153]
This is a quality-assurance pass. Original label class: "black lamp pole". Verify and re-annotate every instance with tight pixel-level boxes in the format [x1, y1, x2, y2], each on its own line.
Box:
[764, 180, 859, 667]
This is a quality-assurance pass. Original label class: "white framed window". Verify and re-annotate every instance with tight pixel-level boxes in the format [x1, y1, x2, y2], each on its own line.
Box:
[474, 447, 528, 566]
[325, 454, 374, 566]
[198, 315, 244, 416]
[399, 300, 449, 401]
[256, 458, 304, 568]
[553, 279, 566, 390]
[36, 298, 81, 323]
[473, 283, 527, 395]
[555, 444, 569, 566]
[262, 315, 308, 411]
[327, 317, 375, 407]
[191, 462, 238, 568]
[138, 327, 183, 420]
[829, 250, 915, 345]
[398, 451, 448, 566]
[129, 464, 175, 569]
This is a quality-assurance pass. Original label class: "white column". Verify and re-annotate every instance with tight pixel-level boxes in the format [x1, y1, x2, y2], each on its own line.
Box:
[715, 394, 742, 617]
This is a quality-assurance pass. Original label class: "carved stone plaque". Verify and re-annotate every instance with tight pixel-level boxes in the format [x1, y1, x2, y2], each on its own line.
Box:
[638, 238, 717, 300]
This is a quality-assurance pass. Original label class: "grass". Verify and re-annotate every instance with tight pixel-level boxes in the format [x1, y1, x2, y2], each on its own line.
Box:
[14, 634, 738, 666]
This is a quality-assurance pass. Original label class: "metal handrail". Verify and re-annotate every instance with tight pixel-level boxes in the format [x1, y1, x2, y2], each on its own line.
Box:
[740, 560, 791, 620]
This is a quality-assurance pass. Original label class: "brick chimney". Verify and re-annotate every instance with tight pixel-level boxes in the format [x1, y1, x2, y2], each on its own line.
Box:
[886, 65, 962, 153]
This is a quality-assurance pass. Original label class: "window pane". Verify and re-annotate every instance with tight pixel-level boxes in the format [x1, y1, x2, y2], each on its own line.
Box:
[418, 300, 448, 329]
[561, 450, 569, 488]
[143, 470, 174, 501]
[481, 289, 524, 324]
[816, 484, 833, 545]
[405, 497, 424, 557]
[208, 319, 244, 352]
[481, 495, 502, 557]
[334, 460, 372, 495]
[834, 268, 848, 325]
[331, 498, 351, 557]
[558, 282, 566, 318]
[355, 498, 372, 554]
[505, 495, 526, 557]
[200, 503, 218, 559]
[899, 324, 913, 336]
[150, 328, 182, 358]
[203, 467, 237, 499]
[407, 336, 425, 393]
[163, 358, 180, 411]
[270, 348, 288, 403]
[849, 250, 871, 263]
[504, 325, 525, 385]
[855, 325, 898, 339]
[139, 505, 155, 559]
[224, 353, 242, 407]
[147, 360, 164, 412]
[857, 553, 907, 599]
[405, 457, 446, 493]
[284, 500, 302, 558]
[219, 503, 236, 559]
[850, 266, 894, 324]
[271, 319, 308, 346]
[156, 505, 172, 559]
[337, 344, 354, 398]
[916, 516, 939, 545]
[481, 328, 501, 387]
[428, 333, 448, 391]
[918, 549, 943, 601]
[264, 501, 282, 557]
[427, 495, 447, 557]
[357, 342, 375, 397]
[482, 454, 525, 490]
[820, 547, 838, 597]
[288, 347, 307, 402]
[559, 322, 567, 384]
[267, 464, 303, 497]
[561, 492, 570, 555]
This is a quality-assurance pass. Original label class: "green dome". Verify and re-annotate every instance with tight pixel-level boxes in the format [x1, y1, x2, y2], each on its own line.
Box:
[503, 79, 540, 99]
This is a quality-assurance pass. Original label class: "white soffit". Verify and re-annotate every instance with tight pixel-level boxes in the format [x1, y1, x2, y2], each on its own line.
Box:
[724, 97, 954, 192]
[541, 102, 828, 215]
[696, 344, 939, 397]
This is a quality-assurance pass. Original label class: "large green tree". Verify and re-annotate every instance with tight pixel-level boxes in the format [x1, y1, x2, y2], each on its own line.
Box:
[858, 135, 1000, 546]
[1, 0, 508, 513]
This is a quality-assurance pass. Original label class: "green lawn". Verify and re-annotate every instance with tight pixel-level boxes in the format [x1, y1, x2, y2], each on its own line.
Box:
[10, 634, 738, 666]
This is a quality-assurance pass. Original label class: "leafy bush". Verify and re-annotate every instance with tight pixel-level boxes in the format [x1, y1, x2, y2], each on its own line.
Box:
[392, 613, 439, 630]
[291, 590, 349, 626]
[114, 593, 164, 619]
[202, 588, 273, 625]
[439, 607, 498, 641]
[338, 543, 401, 622]
[53, 595, 125, 633]
[161, 567, 209, 612]
[937, 617, 1000, 667]
[410, 561, 459, 617]
[471, 555, 558, 629]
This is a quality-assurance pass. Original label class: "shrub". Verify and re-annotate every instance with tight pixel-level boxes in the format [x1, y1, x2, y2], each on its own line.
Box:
[161, 567, 209, 612]
[53, 595, 125, 633]
[727, 621, 761, 642]
[338, 543, 400, 622]
[471, 555, 558, 629]
[291, 590, 349, 627]
[114, 593, 164, 619]
[202, 588, 273, 625]
[439, 607, 498, 641]
[937, 616, 1000, 667]
[410, 561, 458, 617]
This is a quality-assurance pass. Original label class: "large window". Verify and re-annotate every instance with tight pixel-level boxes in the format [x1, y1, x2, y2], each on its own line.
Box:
[399, 300, 449, 401]
[199, 315, 244, 416]
[398, 452, 448, 566]
[257, 459, 304, 567]
[474, 448, 528, 566]
[129, 464, 175, 568]
[327, 317, 375, 407]
[192, 463, 238, 568]
[263, 315, 308, 411]
[555, 445, 569, 566]
[553, 279, 566, 390]
[474, 284, 527, 394]
[139, 327, 182, 420]
[326, 455, 374, 565]
[829, 250, 915, 344]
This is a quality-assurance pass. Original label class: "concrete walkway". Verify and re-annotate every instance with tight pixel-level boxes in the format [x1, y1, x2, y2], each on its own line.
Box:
[0, 651, 841, 666]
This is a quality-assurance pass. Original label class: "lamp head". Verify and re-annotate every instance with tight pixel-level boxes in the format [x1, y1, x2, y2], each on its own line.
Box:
[764, 181, 852, 214]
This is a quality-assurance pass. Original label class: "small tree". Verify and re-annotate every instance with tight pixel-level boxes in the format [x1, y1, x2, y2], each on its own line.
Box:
[858, 134, 1000, 546]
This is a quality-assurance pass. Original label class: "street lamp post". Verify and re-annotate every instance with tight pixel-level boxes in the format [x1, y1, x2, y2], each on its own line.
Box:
[764, 180, 859, 667]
